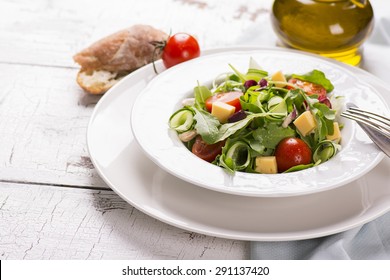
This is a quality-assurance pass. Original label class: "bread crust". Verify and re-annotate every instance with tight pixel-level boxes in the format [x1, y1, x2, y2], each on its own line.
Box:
[74, 24, 168, 94]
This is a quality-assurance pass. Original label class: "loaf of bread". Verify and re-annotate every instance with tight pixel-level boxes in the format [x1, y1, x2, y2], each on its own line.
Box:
[73, 24, 168, 94]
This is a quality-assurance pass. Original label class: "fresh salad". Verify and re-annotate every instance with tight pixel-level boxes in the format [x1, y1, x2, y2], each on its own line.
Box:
[168, 58, 343, 174]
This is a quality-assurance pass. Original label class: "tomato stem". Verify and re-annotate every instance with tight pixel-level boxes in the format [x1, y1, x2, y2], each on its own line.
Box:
[150, 30, 172, 74]
[150, 40, 166, 74]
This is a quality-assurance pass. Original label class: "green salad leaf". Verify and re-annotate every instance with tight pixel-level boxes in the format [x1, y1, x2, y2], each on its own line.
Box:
[290, 70, 334, 92]
[283, 163, 314, 173]
[194, 84, 212, 109]
[253, 122, 296, 149]
[213, 112, 285, 144]
[192, 107, 219, 144]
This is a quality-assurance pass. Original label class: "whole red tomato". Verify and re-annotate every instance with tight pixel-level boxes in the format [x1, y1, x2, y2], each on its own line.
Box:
[162, 33, 200, 68]
[274, 137, 312, 172]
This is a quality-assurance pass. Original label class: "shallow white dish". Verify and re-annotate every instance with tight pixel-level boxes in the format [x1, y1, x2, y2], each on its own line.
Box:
[87, 46, 390, 241]
[131, 48, 387, 197]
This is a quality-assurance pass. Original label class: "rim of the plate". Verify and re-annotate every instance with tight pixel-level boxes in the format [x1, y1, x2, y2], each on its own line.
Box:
[86, 46, 390, 241]
[130, 47, 387, 198]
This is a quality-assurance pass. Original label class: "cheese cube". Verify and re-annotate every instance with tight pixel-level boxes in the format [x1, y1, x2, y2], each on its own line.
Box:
[326, 122, 341, 142]
[211, 101, 235, 123]
[271, 70, 287, 88]
[255, 156, 278, 174]
[293, 111, 317, 136]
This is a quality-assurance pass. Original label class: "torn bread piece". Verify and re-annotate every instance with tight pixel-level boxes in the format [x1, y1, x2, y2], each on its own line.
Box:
[76, 69, 128, 95]
[73, 24, 168, 94]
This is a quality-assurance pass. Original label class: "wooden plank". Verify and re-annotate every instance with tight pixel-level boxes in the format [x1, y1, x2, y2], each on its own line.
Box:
[0, 182, 248, 259]
[0, 0, 274, 67]
[0, 63, 106, 187]
[0, 0, 273, 188]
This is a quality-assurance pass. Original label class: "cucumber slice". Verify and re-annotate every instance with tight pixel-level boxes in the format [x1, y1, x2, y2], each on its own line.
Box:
[225, 141, 251, 171]
[169, 108, 195, 133]
[313, 140, 339, 163]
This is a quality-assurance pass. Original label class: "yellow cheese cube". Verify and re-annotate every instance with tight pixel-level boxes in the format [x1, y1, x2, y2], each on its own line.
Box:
[293, 111, 317, 136]
[271, 70, 287, 88]
[255, 156, 278, 174]
[211, 101, 235, 123]
[326, 122, 341, 142]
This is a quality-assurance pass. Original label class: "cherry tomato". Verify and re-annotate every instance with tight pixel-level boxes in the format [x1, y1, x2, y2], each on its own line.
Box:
[162, 33, 200, 68]
[191, 135, 225, 163]
[205, 91, 243, 112]
[274, 137, 312, 172]
[288, 78, 327, 98]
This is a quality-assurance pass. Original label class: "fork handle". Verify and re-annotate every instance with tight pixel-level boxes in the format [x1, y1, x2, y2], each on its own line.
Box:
[346, 103, 390, 157]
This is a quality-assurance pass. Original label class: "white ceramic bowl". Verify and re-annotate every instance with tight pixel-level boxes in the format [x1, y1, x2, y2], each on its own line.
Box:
[131, 48, 387, 197]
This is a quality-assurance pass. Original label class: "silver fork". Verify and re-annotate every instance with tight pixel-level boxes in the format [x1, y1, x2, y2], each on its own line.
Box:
[341, 103, 390, 157]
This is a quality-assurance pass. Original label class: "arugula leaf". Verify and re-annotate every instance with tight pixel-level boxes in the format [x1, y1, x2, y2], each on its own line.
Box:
[194, 84, 212, 109]
[212, 112, 284, 143]
[239, 88, 269, 114]
[192, 107, 219, 144]
[311, 102, 336, 141]
[248, 139, 265, 156]
[212, 115, 257, 143]
[295, 128, 316, 150]
[214, 80, 245, 93]
[283, 163, 314, 173]
[253, 122, 296, 149]
[240, 96, 262, 113]
[313, 102, 336, 120]
[288, 89, 305, 110]
[315, 115, 328, 143]
[291, 70, 334, 92]
[228, 63, 246, 82]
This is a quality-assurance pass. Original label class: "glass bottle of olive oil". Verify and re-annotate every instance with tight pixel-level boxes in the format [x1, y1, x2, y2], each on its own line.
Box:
[271, 0, 374, 66]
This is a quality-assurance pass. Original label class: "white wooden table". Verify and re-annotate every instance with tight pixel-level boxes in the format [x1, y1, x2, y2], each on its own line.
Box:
[0, 0, 388, 260]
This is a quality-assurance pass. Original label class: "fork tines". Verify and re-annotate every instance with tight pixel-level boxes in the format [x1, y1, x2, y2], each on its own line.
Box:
[341, 107, 390, 139]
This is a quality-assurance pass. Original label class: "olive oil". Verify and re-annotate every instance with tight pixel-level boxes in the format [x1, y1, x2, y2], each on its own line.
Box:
[271, 0, 374, 66]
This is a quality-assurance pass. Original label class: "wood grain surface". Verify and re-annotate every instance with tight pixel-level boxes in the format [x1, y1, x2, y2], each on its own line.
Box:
[0, 182, 248, 259]
[0, 0, 274, 260]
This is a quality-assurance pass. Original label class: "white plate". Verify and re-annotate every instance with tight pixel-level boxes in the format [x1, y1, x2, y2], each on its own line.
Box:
[131, 49, 387, 197]
[87, 46, 390, 241]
